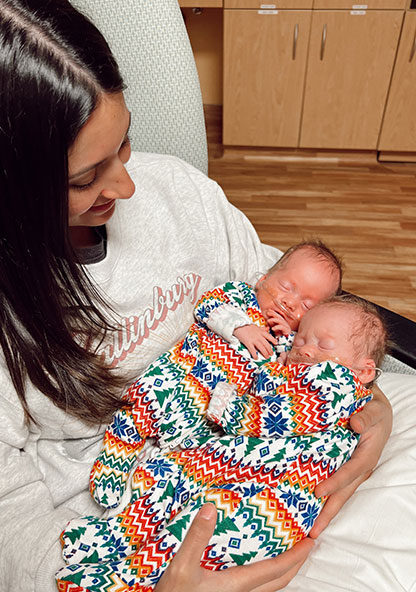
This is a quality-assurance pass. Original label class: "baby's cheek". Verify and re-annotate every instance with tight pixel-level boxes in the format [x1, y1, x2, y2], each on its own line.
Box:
[289, 316, 301, 331]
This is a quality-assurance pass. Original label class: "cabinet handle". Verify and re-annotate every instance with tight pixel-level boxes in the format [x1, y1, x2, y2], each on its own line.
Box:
[409, 29, 416, 63]
[320, 24, 327, 61]
[292, 24, 299, 60]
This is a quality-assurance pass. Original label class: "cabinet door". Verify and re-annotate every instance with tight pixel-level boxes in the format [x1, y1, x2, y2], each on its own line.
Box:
[300, 10, 403, 149]
[313, 0, 406, 8]
[223, 9, 311, 146]
[378, 12, 416, 152]
[225, 0, 313, 8]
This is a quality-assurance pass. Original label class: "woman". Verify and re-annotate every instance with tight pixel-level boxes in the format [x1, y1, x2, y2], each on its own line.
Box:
[0, 1, 391, 591]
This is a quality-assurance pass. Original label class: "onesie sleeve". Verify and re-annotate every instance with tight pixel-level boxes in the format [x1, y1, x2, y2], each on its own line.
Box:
[194, 281, 257, 345]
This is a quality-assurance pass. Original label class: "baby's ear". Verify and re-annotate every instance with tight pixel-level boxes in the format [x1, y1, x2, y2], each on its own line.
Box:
[356, 358, 376, 385]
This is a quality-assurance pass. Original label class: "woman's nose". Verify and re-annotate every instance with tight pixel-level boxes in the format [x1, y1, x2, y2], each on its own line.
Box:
[100, 163, 135, 201]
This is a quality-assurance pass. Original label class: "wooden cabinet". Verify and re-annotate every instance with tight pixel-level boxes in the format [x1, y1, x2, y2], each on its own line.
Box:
[300, 10, 403, 149]
[223, 9, 312, 146]
[313, 0, 406, 9]
[221, 1, 412, 152]
[378, 11, 416, 152]
[225, 0, 312, 7]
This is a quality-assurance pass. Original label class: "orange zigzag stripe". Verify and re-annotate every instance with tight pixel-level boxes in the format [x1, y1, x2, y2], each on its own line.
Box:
[197, 330, 254, 393]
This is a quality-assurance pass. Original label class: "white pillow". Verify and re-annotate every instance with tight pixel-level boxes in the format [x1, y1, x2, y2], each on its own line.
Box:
[284, 372, 416, 592]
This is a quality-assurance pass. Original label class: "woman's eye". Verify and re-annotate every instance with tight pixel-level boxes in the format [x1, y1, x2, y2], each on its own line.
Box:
[119, 136, 131, 161]
[70, 177, 96, 192]
[120, 135, 131, 149]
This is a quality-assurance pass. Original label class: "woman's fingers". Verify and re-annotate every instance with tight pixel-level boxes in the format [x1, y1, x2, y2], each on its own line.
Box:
[251, 556, 308, 592]
[155, 503, 217, 592]
[350, 398, 387, 434]
[350, 386, 392, 435]
[176, 502, 217, 560]
[314, 440, 374, 498]
[310, 472, 369, 538]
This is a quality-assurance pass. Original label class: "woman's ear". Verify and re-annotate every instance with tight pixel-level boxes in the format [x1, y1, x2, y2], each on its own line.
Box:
[356, 358, 376, 385]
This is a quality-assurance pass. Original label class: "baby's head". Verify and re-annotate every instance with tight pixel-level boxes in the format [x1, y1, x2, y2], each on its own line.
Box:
[286, 294, 388, 385]
[256, 241, 342, 331]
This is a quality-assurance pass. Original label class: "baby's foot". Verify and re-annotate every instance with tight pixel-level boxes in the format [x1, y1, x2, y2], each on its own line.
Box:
[90, 457, 130, 509]
[61, 516, 131, 564]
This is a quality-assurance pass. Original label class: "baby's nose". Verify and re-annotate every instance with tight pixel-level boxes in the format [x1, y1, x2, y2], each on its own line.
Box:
[297, 344, 314, 357]
[281, 292, 300, 311]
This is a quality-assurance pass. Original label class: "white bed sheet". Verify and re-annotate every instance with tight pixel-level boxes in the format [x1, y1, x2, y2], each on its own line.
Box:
[284, 372, 416, 592]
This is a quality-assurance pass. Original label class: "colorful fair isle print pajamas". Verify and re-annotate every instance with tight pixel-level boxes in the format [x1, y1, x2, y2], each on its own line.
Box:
[56, 282, 371, 592]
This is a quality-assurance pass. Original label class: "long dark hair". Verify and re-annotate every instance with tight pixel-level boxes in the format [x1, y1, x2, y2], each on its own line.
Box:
[0, 0, 128, 423]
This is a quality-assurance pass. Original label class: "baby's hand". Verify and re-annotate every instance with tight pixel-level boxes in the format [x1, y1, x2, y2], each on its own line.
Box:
[266, 310, 293, 335]
[233, 324, 277, 359]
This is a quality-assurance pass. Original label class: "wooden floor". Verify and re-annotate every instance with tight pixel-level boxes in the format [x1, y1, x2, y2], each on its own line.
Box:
[205, 106, 416, 322]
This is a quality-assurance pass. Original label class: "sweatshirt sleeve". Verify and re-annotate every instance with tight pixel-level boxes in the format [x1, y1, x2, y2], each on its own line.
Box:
[0, 393, 77, 592]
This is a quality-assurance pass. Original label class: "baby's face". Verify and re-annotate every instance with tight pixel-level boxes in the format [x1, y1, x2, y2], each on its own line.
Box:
[256, 249, 339, 331]
[286, 304, 363, 368]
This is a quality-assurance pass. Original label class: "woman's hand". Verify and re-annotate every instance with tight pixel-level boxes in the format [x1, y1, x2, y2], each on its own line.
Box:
[155, 503, 314, 592]
[310, 383, 392, 537]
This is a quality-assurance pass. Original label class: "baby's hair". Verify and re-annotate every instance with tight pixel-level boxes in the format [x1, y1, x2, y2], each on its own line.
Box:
[271, 240, 343, 295]
[322, 294, 388, 368]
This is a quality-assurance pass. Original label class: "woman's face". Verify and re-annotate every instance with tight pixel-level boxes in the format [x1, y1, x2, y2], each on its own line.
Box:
[67, 92, 135, 232]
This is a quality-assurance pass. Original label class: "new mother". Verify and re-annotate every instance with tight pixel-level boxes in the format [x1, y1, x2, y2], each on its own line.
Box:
[0, 1, 392, 591]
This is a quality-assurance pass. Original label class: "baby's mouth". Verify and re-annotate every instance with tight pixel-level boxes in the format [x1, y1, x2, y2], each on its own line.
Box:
[287, 355, 313, 365]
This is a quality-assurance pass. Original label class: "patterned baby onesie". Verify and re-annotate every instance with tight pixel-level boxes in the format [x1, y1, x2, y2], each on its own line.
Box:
[90, 281, 292, 509]
[56, 284, 371, 592]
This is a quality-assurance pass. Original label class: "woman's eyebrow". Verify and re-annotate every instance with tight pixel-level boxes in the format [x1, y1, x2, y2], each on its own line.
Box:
[68, 112, 132, 182]
[69, 160, 104, 182]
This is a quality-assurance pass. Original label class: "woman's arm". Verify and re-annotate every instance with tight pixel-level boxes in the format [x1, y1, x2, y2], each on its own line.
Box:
[155, 503, 314, 592]
[311, 383, 392, 537]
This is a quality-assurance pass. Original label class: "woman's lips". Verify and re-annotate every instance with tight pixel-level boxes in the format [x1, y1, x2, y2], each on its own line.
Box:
[89, 199, 115, 214]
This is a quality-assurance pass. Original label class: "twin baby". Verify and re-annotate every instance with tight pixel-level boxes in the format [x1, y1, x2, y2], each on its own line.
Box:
[57, 241, 387, 591]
